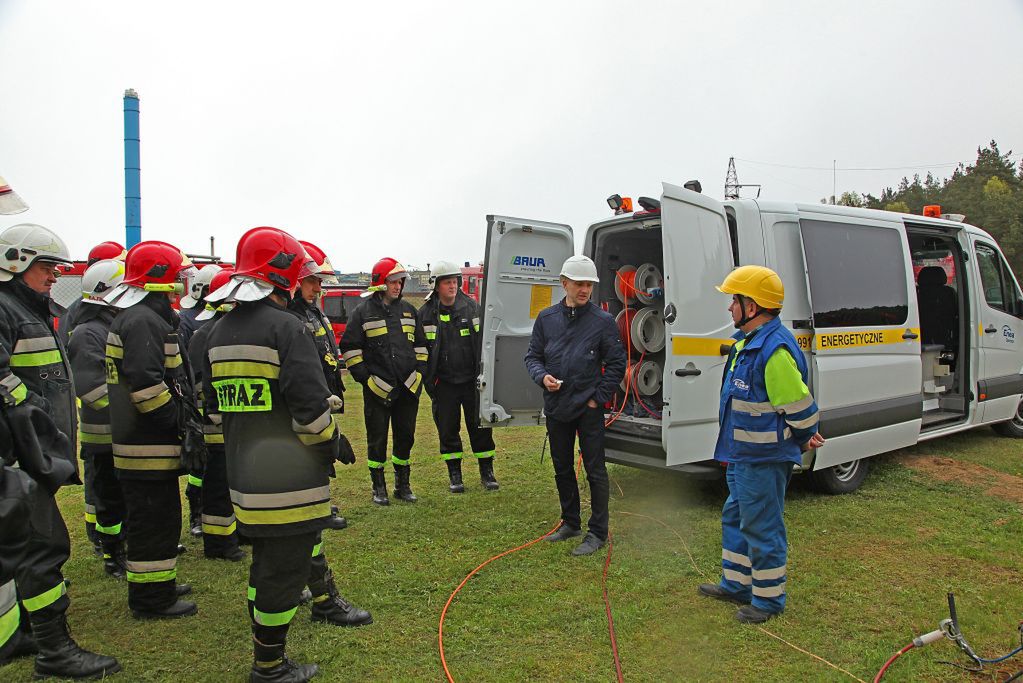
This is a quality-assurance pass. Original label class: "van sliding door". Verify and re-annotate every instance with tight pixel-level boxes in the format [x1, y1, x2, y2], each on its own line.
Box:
[799, 216, 922, 468]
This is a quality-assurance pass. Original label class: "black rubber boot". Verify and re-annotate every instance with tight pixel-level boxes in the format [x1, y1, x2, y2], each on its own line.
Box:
[131, 597, 197, 620]
[0, 627, 37, 665]
[102, 540, 127, 580]
[478, 457, 500, 491]
[309, 570, 373, 627]
[325, 506, 348, 530]
[250, 637, 318, 683]
[370, 468, 389, 506]
[392, 464, 417, 503]
[445, 459, 464, 494]
[31, 613, 121, 680]
[189, 511, 202, 539]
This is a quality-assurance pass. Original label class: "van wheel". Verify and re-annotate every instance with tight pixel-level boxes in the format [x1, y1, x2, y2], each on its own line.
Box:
[992, 398, 1023, 438]
[809, 459, 870, 494]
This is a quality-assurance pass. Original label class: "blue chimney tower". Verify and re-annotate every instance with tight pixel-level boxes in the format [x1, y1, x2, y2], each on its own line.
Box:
[123, 89, 141, 247]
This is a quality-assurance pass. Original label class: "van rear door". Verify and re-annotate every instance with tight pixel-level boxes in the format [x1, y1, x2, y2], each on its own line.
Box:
[971, 238, 1023, 422]
[798, 213, 922, 468]
[479, 215, 574, 427]
[659, 183, 737, 465]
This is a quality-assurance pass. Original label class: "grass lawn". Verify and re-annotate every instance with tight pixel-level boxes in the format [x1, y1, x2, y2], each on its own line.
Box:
[5, 378, 1022, 682]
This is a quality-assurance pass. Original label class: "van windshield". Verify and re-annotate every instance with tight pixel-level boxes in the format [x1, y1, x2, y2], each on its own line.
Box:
[322, 294, 361, 323]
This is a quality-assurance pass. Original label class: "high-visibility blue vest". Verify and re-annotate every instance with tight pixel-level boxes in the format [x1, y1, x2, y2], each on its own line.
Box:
[715, 317, 809, 465]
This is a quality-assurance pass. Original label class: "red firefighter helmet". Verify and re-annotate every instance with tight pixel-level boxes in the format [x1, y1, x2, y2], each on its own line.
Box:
[87, 241, 127, 266]
[207, 266, 235, 294]
[122, 241, 194, 291]
[298, 240, 339, 284]
[370, 257, 407, 289]
[234, 227, 315, 291]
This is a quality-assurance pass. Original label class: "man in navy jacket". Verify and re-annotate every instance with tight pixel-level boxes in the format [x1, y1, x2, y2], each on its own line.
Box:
[525, 255, 626, 556]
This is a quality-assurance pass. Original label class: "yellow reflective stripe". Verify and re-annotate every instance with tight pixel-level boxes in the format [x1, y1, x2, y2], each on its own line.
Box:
[201, 514, 237, 536]
[105, 344, 124, 359]
[234, 501, 331, 526]
[204, 433, 225, 444]
[0, 585, 16, 645]
[81, 384, 108, 405]
[296, 418, 336, 445]
[164, 353, 183, 369]
[210, 361, 280, 379]
[292, 408, 332, 435]
[341, 350, 362, 362]
[314, 325, 327, 337]
[401, 325, 415, 335]
[459, 328, 470, 337]
[425, 332, 436, 340]
[365, 327, 388, 338]
[254, 605, 298, 627]
[346, 355, 364, 366]
[10, 350, 62, 367]
[79, 431, 113, 444]
[22, 582, 67, 612]
[367, 376, 391, 399]
[112, 443, 181, 470]
[405, 371, 422, 393]
[137, 390, 172, 413]
[126, 569, 177, 583]
[439, 313, 451, 322]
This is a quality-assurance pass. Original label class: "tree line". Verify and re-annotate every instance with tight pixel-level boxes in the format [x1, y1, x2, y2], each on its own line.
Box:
[831, 141, 1023, 276]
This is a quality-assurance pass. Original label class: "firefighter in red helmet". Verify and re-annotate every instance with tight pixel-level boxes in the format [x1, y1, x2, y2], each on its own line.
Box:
[104, 241, 200, 620]
[202, 227, 370, 683]
[339, 257, 428, 505]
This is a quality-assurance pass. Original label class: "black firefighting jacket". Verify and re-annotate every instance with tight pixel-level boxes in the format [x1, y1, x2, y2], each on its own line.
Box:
[289, 297, 344, 398]
[67, 305, 117, 454]
[0, 279, 80, 485]
[339, 293, 428, 403]
[106, 293, 191, 480]
[202, 297, 340, 537]
[417, 290, 481, 390]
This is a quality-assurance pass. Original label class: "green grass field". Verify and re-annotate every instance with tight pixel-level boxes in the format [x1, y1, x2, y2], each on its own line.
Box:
[5, 379, 1022, 682]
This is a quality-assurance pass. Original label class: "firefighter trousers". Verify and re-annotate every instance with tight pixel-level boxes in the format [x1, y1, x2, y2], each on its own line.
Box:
[431, 380, 495, 459]
[0, 466, 39, 658]
[248, 532, 317, 643]
[14, 489, 71, 623]
[363, 388, 419, 467]
[84, 449, 125, 542]
[546, 406, 609, 541]
[201, 446, 240, 556]
[306, 532, 329, 597]
[718, 461, 793, 614]
[120, 477, 182, 612]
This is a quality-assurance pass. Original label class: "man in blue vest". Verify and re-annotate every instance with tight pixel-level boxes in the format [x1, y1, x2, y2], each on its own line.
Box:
[698, 265, 824, 624]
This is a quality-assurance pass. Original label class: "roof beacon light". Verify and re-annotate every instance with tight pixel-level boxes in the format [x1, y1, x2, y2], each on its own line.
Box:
[922, 205, 942, 218]
[607, 194, 633, 215]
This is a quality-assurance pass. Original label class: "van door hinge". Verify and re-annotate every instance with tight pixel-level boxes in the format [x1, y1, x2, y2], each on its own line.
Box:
[792, 319, 813, 330]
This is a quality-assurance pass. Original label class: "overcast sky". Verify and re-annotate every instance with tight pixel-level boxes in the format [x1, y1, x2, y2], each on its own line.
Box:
[2, 1, 1021, 271]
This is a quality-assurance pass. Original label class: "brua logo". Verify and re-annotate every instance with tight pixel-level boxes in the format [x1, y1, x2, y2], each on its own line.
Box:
[1003, 325, 1016, 343]
[732, 378, 749, 391]
[511, 256, 546, 267]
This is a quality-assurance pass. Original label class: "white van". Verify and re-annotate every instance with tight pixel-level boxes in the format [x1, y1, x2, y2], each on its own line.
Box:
[477, 183, 1023, 493]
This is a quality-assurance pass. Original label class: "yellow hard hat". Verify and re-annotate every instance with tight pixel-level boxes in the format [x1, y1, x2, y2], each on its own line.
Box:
[716, 265, 784, 309]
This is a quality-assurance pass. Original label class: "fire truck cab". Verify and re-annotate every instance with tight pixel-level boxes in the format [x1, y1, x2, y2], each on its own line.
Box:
[478, 182, 1023, 493]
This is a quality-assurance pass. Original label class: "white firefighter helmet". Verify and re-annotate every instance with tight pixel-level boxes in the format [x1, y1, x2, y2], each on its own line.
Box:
[430, 260, 462, 287]
[179, 264, 222, 309]
[81, 259, 126, 306]
[0, 224, 72, 282]
[0, 175, 28, 215]
[559, 255, 599, 283]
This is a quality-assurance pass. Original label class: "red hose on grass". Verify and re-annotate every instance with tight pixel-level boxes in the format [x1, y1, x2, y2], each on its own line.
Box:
[873, 643, 914, 682]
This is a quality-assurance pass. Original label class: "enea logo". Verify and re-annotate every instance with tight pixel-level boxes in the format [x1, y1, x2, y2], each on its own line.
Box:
[1003, 325, 1016, 343]
[511, 256, 546, 267]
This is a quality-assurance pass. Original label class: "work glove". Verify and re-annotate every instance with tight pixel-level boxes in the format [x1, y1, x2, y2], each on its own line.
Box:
[336, 433, 356, 465]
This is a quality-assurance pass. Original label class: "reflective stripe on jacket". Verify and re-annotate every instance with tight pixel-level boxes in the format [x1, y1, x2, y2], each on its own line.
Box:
[714, 316, 818, 465]
[417, 290, 480, 387]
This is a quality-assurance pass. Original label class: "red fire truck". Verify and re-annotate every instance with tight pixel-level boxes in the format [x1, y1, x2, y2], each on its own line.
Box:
[319, 286, 364, 344]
